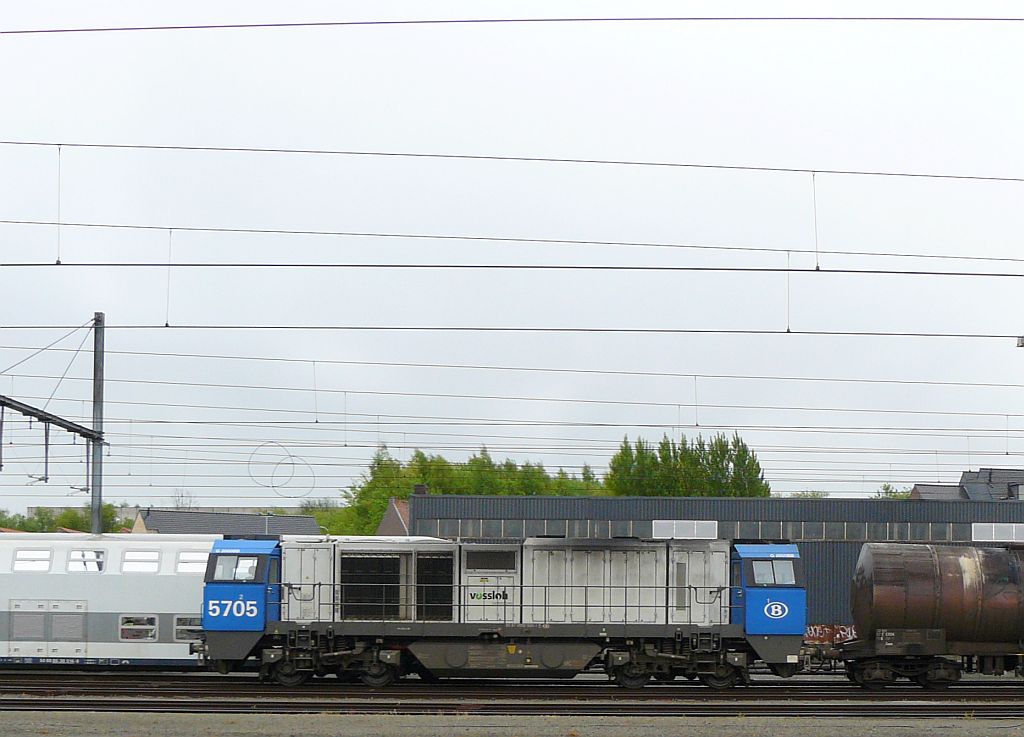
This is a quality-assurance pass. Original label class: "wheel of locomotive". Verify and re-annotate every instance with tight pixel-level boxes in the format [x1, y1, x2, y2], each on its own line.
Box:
[613, 662, 652, 689]
[698, 665, 740, 690]
[272, 662, 312, 687]
[360, 662, 398, 688]
[412, 663, 441, 684]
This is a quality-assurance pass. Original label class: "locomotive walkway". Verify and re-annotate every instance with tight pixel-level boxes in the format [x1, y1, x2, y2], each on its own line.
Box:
[1, 673, 1023, 718]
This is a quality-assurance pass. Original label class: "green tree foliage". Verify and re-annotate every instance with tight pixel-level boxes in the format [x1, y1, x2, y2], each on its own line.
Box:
[311, 446, 604, 535]
[0, 503, 130, 532]
[605, 433, 770, 497]
[874, 483, 912, 500]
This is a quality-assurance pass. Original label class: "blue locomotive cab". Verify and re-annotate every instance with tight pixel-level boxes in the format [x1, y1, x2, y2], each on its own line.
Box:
[730, 544, 806, 636]
[203, 539, 281, 633]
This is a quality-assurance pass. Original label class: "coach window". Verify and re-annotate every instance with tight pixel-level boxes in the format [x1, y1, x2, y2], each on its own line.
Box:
[176, 551, 209, 574]
[173, 615, 203, 642]
[119, 615, 158, 641]
[123, 550, 160, 573]
[69, 550, 105, 572]
[13, 549, 52, 572]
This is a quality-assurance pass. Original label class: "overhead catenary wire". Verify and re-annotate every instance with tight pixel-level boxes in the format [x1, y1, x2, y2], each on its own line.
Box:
[4, 258, 1024, 280]
[1, 138, 1022, 183]
[4, 218, 1024, 267]
[0, 324, 1020, 339]
[3, 343, 1024, 391]
[4, 371, 1024, 420]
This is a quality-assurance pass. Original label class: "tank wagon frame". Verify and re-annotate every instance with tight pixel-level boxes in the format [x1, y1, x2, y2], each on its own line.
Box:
[200, 536, 806, 689]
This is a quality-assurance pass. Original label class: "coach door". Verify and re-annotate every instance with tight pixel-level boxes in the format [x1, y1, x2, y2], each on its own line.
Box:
[670, 546, 729, 626]
[282, 544, 334, 622]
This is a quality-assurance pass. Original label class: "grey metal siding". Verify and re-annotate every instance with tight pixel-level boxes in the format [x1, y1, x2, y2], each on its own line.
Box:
[797, 541, 861, 625]
[410, 496, 1024, 526]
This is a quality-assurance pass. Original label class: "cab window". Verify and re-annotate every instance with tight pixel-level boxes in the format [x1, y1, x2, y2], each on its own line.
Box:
[212, 554, 260, 582]
[748, 559, 798, 586]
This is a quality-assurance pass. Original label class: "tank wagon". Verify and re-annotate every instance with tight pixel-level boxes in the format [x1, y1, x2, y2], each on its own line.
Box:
[199, 536, 806, 688]
[0, 533, 220, 667]
[842, 542, 1024, 689]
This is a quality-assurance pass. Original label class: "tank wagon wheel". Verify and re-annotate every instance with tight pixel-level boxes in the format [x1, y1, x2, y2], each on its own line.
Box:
[612, 663, 652, 689]
[272, 662, 312, 687]
[360, 662, 398, 688]
[336, 667, 361, 683]
[698, 665, 741, 690]
[912, 674, 952, 691]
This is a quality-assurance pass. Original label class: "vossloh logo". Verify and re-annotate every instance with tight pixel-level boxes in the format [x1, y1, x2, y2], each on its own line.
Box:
[469, 590, 509, 601]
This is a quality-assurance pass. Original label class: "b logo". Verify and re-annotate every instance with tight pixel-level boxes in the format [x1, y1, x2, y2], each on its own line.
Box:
[764, 601, 789, 619]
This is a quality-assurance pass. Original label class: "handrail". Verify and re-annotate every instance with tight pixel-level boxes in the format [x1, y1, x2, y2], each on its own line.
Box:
[276, 581, 746, 625]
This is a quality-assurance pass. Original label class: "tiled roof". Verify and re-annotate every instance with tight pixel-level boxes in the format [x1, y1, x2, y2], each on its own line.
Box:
[910, 484, 964, 500]
[137, 508, 320, 535]
[375, 498, 410, 536]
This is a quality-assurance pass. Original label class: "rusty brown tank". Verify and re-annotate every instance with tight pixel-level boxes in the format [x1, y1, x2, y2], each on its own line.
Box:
[852, 543, 1024, 644]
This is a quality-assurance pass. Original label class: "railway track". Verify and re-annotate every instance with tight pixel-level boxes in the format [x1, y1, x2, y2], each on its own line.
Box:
[2, 672, 1024, 716]
[0, 695, 1023, 718]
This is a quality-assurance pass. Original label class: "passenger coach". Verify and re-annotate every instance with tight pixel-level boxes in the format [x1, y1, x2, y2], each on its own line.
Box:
[0, 533, 219, 667]
[200, 535, 806, 688]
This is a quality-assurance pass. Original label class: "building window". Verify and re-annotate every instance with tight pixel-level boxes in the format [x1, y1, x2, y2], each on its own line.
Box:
[123, 550, 160, 573]
[910, 523, 930, 542]
[175, 551, 209, 574]
[802, 522, 824, 540]
[13, 550, 51, 572]
[173, 615, 203, 642]
[119, 615, 158, 641]
[951, 523, 972, 542]
[68, 550, 105, 572]
[824, 522, 845, 541]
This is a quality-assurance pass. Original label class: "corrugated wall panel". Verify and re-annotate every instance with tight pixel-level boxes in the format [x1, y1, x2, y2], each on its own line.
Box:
[410, 496, 1024, 526]
[797, 541, 861, 625]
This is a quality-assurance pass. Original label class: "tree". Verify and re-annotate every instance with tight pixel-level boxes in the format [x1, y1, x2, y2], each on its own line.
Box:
[606, 432, 770, 497]
[875, 483, 911, 500]
[0, 504, 129, 532]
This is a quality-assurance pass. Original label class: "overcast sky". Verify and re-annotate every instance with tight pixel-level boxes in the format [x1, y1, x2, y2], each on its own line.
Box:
[1, 2, 1023, 512]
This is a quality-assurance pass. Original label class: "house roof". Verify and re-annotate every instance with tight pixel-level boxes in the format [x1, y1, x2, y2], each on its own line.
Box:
[375, 498, 410, 536]
[135, 508, 320, 535]
[910, 484, 964, 501]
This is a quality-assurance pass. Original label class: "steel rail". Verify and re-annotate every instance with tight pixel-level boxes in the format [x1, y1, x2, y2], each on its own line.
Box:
[1, 696, 1022, 717]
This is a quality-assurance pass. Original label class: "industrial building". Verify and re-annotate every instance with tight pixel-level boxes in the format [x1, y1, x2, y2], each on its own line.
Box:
[407, 481, 1024, 628]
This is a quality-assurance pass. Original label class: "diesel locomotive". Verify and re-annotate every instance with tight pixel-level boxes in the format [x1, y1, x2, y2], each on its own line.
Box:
[198, 535, 807, 688]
